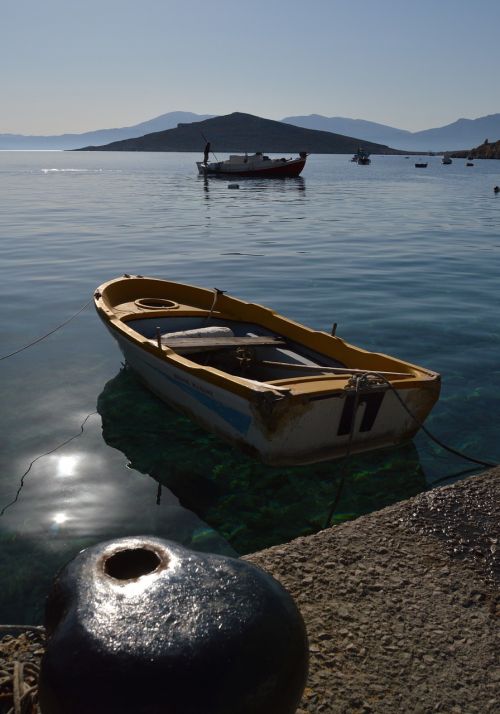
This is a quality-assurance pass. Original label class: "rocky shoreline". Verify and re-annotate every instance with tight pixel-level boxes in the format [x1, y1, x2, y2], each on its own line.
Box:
[1, 469, 498, 713]
[450, 139, 500, 159]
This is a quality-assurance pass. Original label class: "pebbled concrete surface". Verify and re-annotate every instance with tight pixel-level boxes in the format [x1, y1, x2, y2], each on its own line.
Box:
[246, 469, 499, 714]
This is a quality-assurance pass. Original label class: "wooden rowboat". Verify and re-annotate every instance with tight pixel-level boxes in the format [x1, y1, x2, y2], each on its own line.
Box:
[94, 275, 440, 466]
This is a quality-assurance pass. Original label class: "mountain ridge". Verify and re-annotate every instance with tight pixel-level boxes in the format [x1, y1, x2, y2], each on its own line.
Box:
[0, 112, 215, 150]
[2, 110, 500, 153]
[283, 113, 500, 151]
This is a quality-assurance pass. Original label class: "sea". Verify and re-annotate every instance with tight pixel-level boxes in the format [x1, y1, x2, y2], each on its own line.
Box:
[1, 150, 499, 624]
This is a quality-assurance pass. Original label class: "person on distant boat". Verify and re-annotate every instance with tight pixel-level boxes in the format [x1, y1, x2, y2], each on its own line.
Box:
[203, 142, 210, 166]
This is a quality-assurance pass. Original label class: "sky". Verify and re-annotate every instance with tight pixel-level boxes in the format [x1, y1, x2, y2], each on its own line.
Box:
[2, 0, 500, 135]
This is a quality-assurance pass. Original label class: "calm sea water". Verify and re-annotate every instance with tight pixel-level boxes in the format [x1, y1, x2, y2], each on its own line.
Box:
[1, 151, 499, 623]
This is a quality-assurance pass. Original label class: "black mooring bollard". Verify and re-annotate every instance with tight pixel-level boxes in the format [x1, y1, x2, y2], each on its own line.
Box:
[39, 536, 308, 714]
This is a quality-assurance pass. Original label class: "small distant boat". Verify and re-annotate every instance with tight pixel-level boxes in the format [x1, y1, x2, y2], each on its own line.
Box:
[95, 275, 441, 466]
[355, 147, 371, 165]
[466, 162, 474, 167]
[415, 162, 428, 168]
[442, 155, 452, 165]
[197, 144, 307, 177]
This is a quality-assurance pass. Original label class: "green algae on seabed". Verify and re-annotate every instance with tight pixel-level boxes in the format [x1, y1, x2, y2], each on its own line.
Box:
[97, 366, 428, 555]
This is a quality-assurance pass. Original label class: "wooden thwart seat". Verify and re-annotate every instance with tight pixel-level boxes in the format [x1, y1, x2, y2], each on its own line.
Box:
[160, 335, 286, 354]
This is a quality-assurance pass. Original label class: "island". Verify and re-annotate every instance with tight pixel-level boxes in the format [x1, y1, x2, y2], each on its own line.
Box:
[75, 112, 407, 155]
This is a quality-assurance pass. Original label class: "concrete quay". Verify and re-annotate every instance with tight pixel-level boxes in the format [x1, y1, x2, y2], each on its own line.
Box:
[246, 469, 499, 714]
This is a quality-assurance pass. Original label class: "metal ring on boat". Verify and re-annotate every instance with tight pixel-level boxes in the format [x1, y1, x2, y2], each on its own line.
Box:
[134, 298, 179, 310]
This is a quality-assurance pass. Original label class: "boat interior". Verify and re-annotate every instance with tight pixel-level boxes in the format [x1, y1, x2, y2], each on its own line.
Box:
[129, 314, 354, 385]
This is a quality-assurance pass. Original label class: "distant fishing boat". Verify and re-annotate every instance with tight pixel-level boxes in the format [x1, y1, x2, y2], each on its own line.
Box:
[197, 143, 307, 177]
[442, 154, 452, 165]
[415, 162, 428, 168]
[356, 147, 371, 165]
[95, 275, 441, 466]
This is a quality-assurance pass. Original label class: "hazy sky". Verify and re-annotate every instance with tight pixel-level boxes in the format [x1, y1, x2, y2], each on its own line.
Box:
[3, 0, 500, 135]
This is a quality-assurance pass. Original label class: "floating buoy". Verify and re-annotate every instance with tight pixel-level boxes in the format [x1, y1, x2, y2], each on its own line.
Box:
[228, 183, 239, 189]
[494, 186, 500, 194]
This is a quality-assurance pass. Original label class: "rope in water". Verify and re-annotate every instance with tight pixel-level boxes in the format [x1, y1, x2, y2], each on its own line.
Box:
[360, 372, 497, 468]
[0, 411, 98, 517]
[0, 298, 98, 516]
[0, 299, 92, 362]
[324, 377, 362, 527]
[323, 371, 498, 527]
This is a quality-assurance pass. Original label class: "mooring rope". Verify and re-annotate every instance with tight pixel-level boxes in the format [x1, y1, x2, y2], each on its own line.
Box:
[0, 626, 44, 635]
[11, 659, 39, 714]
[0, 299, 92, 362]
[0, 411, 98, 517]
[324, 375, 363, 527]
[0, 626, 44, 714]
[204, 287, 226, 324]
[358, 371, 498, 468]
[0, 299, 97, 514]
[323, 370, 497, 528]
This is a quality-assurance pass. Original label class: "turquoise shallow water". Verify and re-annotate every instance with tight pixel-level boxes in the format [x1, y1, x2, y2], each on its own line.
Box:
[1, 151, 499, 622]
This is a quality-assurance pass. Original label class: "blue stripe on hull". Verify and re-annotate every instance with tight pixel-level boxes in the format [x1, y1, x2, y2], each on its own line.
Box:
[134, 354, 252, 435]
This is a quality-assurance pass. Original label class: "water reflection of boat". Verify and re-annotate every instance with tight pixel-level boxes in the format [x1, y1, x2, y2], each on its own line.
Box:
[95, 275, 440, 467]
[202, 173, 306, 194]
[97, 366, 429, 555]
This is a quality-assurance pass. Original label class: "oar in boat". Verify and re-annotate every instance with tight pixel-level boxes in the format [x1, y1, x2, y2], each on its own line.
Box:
[260, 359, 414, 378]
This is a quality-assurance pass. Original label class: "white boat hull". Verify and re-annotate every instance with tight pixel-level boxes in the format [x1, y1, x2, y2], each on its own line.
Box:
[196, 153, 306, 178]
[106, 324, 435, 466]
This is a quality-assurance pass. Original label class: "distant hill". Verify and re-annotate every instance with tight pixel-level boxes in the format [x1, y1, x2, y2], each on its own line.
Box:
[282, 114, 413, 148]
[411, 115, 500, 152]
[282, 113, 500, 152]
[0, 112, 215, 150]
[76, 112, 402, 154]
